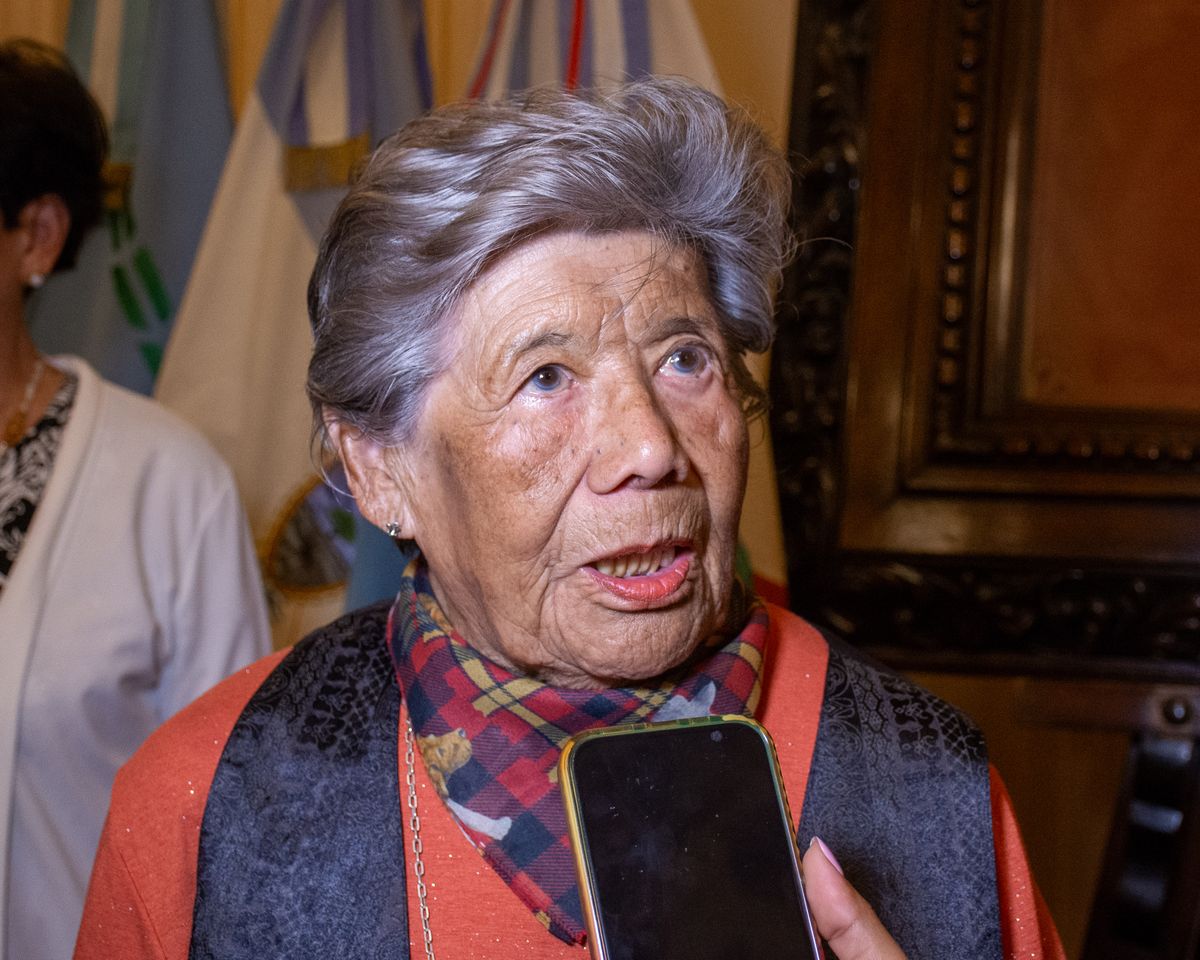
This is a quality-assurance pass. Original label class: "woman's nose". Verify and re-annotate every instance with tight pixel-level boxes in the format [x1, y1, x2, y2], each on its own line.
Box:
[586, 377, 689, 493]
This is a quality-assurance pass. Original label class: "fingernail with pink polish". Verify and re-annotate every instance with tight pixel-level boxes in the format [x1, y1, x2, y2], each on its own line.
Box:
[811, 836, 845, 875]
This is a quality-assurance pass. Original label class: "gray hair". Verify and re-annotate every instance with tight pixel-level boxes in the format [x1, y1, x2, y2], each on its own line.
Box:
[307, 76, 793, 448]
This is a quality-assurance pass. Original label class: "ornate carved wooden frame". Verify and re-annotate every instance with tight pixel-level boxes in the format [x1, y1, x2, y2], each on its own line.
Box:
[769, 0, 1200, 680]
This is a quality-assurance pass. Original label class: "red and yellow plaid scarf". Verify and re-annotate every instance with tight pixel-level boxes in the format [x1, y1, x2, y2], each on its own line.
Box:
[387, 554, 768, 944]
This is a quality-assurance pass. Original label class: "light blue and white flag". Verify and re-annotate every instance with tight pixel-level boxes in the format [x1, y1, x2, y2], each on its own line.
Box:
[155, 0, 430, 645]
[466, 0, 721, 98]
[26, 0, 231, 396]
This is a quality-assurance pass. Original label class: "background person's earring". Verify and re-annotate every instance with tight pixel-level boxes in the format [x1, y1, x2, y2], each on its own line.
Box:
[386, 520, 401, 538]
[27, 273, 45, 289]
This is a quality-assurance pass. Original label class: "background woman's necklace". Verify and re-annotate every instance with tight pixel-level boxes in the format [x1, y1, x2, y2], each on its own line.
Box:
[404, 714, 437, 960]
[2, 357, 45, 448]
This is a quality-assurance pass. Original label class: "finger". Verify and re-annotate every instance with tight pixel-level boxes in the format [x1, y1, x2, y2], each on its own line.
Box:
[802, 838, 908, 960]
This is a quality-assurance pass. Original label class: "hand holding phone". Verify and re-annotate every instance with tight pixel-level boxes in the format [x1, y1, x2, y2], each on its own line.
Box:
[560, 715, 822, 960]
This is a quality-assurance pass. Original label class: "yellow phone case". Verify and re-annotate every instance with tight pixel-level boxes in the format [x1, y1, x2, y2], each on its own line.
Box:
[559, 715, 810, 960]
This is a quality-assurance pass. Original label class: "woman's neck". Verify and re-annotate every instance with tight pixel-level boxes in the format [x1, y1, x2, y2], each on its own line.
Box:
[1, 311, 39, 402]
[1, 310, 64, 445]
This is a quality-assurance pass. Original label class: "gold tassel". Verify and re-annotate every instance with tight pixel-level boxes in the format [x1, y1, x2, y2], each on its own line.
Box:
[102, 162, 134, 212]
[284, 132, 371, 192]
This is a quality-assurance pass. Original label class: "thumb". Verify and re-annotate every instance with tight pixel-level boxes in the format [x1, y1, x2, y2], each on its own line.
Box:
[802, 838, 907, 960]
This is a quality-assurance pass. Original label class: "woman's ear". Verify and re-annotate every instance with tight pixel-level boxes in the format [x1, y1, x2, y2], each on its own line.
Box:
[19, 195, 70, 281]
[326, 419, 417, 539]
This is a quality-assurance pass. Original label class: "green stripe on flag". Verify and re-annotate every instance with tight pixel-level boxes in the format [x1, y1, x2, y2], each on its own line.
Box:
[112, 265, 146, 329]
[134, 247, 171, 321]
[331, 507, 357, 543]
[734, 541, 755, 597]
[139, 341, 163, 377]
[108, 208, 134, 247]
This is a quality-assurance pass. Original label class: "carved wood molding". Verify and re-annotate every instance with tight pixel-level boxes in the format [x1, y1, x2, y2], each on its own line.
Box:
[769, 0, 1200, 676]
[769, 0, 874, 599]
[825, 557, 1200, 681]
[926, 0, 1200, 480]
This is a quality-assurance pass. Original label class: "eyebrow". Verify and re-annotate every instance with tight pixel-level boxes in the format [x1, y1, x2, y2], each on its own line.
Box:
[500, 328, 579, 368]
[497, 307, 721, 370]
[642, 313, 721, 344]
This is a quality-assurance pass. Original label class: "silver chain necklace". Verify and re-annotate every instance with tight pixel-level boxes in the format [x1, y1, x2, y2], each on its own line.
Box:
[404, 714, 437, 960]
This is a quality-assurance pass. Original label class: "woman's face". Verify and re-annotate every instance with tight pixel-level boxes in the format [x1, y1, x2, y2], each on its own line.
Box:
[385, 230, 749, 688]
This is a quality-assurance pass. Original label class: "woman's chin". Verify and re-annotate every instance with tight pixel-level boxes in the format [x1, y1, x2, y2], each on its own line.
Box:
[543, 619, 713, 689]
[532, 573, 735, 686]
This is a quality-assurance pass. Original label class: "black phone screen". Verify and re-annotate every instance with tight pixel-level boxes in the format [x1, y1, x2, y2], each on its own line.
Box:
[567, 718, 820, 960]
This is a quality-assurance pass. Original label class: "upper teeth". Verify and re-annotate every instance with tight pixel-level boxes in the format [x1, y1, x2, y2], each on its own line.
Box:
[594, 546, 676, 579]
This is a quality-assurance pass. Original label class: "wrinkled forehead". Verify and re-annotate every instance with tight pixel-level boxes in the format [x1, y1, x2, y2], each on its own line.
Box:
[445, 230, 717, 356]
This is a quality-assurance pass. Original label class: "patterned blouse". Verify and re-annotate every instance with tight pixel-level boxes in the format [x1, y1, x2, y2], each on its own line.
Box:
[0, 373, 79, 596]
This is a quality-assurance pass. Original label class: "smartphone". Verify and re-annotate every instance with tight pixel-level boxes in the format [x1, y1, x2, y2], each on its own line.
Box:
[559, 715, 822, 960]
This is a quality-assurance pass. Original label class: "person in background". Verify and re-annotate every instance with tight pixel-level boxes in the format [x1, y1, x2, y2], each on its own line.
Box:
[0, 38, 269, 960]
[76, 78, 1062, 959]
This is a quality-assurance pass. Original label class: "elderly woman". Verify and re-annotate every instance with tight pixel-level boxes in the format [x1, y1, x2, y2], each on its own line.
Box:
[75, 79, 1062, 960]
[0, 39, 269, 960]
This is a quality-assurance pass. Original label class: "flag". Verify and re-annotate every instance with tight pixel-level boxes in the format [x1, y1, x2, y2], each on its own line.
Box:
[26, 0, 232, 396]
[467, 0, 721, 96]
[155, 0, 431, 646]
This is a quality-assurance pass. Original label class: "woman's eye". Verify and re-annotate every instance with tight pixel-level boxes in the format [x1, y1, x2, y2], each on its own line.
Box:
[661, 345, 709, 377]
[524, 365, 568, 393]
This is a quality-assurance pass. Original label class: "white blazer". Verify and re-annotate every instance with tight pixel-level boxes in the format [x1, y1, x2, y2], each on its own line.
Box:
[0, 358, 269, 960]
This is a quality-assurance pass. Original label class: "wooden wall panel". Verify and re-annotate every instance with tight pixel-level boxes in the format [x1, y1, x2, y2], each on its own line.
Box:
[773, 0, 1200, 677]
[1020, 0, 1200, 413]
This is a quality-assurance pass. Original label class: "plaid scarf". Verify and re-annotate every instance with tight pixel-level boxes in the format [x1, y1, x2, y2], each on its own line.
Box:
[387, 553, 768, 944]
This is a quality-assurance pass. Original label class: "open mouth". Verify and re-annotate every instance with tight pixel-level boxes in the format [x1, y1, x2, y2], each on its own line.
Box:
[585, 544, 692, 605]
[592, 545, 678, 579]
